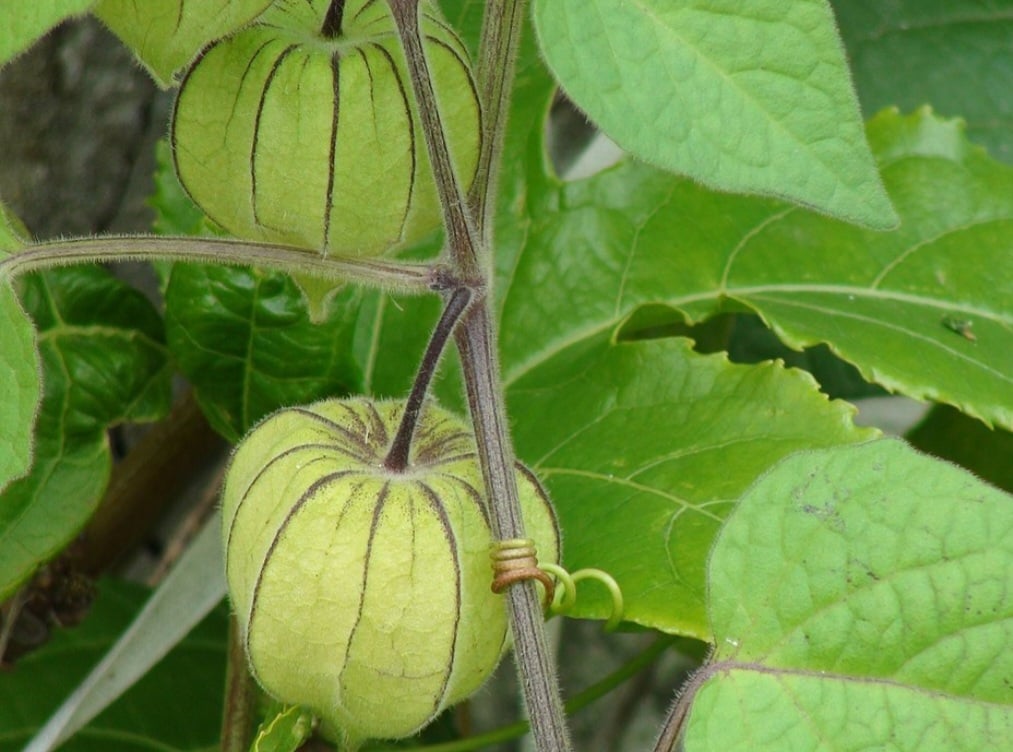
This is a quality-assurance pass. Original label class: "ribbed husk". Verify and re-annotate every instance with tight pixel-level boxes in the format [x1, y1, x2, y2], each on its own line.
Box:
[222, 398, 560, 742]
[171, 0, 481, 257]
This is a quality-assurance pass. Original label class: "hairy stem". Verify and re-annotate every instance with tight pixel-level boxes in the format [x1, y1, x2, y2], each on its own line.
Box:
[652, 661, 715, 752]
[365, 636, 675, 752]
[1, 236, 437, 293]
[387, 0, 480, 280]
[384, 286, 472, 472]
[468, 0, 527, 240]
[454, 309, 572, 751]
[387, 1, 572, 749]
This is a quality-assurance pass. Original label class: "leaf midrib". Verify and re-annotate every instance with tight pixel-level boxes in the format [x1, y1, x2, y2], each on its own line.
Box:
[503, 283, 1010, 389]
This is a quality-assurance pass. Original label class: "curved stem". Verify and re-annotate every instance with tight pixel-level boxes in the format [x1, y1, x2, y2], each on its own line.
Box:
[384, 285, 472, 472]
[1, 236, 437, 293]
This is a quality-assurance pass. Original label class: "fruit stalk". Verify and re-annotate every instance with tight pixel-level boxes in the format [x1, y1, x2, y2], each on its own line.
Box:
[220, 616, 258, 752]
[321, 0, 346, 38]
[384, 285, 472, 472]
[387, 2, 572, 749]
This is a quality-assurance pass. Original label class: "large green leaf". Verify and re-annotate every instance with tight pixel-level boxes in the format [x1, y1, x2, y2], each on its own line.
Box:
[681, 439, 1012, 751]
[835, 0, 1013, 164]
[93, 0, 273, 87]
[500, 108, 1013, 429]
[531, 0, 897, 229]
[0, 579, 228, 751]
[0, 0, 94, 68]
[0, 266, 171, 600]
[0, 205, 40, 494]
[164, 264, 364, 443]
[509, 333, 874, 638]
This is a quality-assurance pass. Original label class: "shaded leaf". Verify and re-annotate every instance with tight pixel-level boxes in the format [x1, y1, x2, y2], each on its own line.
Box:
[500, 108, 1013, 429]
[0, 579, 228, 752]
[252, 705, 314, 752]
[509, 334, 875, 637]
[0, 0, 93, 69]
[835, 0, 1013, 164]
[93, 0, 274, 87]
[20, 518, 226, 752]
[0, 266, 171, 599]
[683, 439, 1013, 751]
[531, 0, 897, 228]
[164, 264, 363, 443]
[0, 205, 41, 494]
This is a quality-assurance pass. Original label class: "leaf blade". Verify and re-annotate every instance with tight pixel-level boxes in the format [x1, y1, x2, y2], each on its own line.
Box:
[93, 0, 273, 87]
[501, 108, 1013, 429]
[835, 0, 1013, 164]
[0, 206, 41, 494]
[531, 0, 897, 228]
[0, 0, 94, 69]
[509, 334, 875, 637]
[0, 266, 172, 599]
[685, 439, 1013, 751]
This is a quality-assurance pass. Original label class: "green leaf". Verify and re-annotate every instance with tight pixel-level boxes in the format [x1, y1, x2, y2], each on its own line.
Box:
[501, 108, 1013, 430]
[164, 264, 363, 443]
[93, 0, 273, 87]
[0, 0, 94, 68]
[530, 0, 897, 229]
[835, 0, 1013, 164]
[684, 439, 1013, 751]
[23, 518, 226, 751]
[509, 334, 875, 637]
[0, 579, 228, 752]
[0, 266, 171, 600]
[252, 705, 314, 752]
[0, 205, 41, 494]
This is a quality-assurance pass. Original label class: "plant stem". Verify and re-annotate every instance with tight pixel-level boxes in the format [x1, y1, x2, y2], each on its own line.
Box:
[385, 285, 472, 471]
[321, 0, 346, 38]
[387, 0, 480, 280]
[454, 309, 571, 752]
[221, 616, 258, 752]
[468, 0, 527, 239]
[652, 660, 715, 752]
[387, 3, 572, 749]
[0, 236, 437, 293]
[365, 635, 676, 752]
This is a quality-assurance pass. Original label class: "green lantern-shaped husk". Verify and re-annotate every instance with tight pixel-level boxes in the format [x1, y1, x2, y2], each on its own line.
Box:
[172, 0, 481, 257]
[221, 398, 560, 745]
